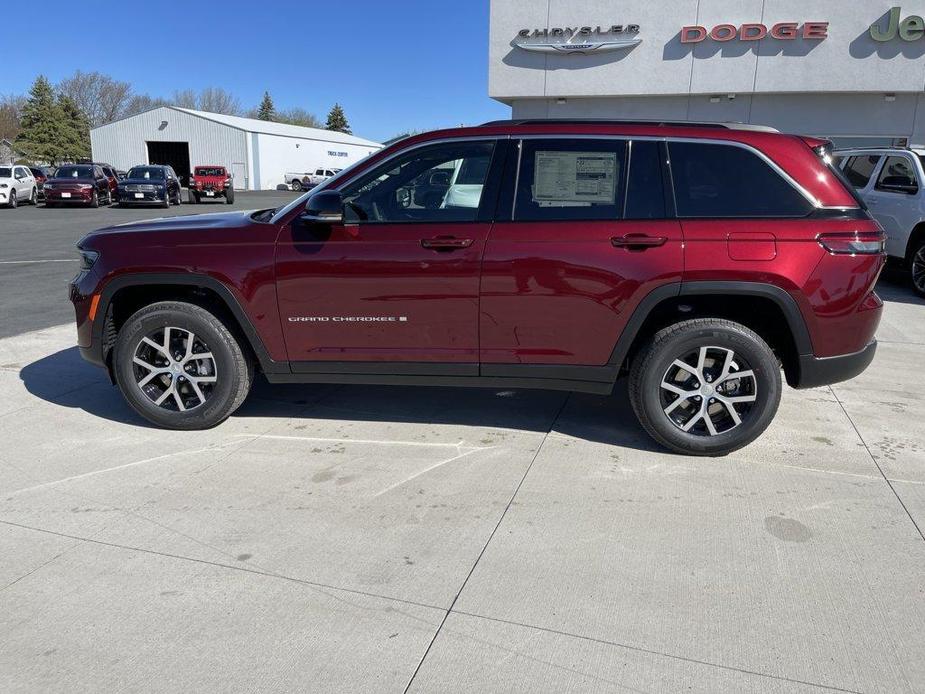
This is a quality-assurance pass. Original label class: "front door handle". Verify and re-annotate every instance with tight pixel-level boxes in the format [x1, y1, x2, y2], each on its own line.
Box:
[611, 234, 668, 250]
[421, 236, 474, 251]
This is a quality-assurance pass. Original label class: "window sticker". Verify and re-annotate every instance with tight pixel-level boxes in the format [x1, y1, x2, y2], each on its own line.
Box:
[533, 151, 617, 206]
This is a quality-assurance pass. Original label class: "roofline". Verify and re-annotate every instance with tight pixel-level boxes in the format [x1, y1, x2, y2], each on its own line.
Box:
[92, 105, 381, 147]
[481, 118, 780, 133]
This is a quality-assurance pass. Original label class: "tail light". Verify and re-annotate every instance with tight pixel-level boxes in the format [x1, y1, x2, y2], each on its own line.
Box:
[818, 231, 886, 255]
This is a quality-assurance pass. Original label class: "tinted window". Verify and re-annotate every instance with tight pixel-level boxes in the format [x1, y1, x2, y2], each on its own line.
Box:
[55, 166, 94, 179]
[342, 141, 494, 223]
[514, 139, 626, 222]
[842, 155, 882, 188]
[669, 142, 813, 218]
[0, 167, 11, 177]
[127, 167, 166, 180]
[625, 140, 666, 219]
[876, 156, 918, 192]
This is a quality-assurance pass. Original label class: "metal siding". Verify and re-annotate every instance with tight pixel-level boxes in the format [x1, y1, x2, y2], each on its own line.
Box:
[91, 107, 247, 187]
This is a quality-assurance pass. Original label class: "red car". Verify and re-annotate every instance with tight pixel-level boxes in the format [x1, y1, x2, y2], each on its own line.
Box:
[69, 120, 884, 455]
[188, 165, 235, 204]
[44, 164, 113, 207]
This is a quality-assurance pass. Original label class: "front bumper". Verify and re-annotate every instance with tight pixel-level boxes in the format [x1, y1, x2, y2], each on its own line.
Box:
[791, 341, 877, 389]
[46, 190, 93, 203]
[117, 190, 166, 204]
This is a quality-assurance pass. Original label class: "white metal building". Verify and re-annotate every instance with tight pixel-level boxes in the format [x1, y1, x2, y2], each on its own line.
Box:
[90, 106, 381, 190]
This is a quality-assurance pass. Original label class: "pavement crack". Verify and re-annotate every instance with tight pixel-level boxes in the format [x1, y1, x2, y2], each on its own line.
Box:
[402, 393, 571, 693]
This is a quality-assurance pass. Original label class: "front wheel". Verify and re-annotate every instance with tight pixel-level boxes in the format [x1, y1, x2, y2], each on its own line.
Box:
[225, 188, 235, 204]
[29, 188, 37, 205]
[911, 239, 925, 298]
[7, 190, 16, 208]
[113, 301, 253, 429]
[629, 318, 781, 456]
[90, 190, 99, 208]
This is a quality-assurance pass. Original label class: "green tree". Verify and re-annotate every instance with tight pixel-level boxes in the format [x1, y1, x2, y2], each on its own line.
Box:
[58, 94, 91, 160]
[15, 76, 64, 163]
[325, 103, 351, 134]
[257, 91, 276, 121]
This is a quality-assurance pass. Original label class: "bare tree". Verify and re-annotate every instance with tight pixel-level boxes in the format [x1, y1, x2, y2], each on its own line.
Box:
[0, 94, 25, 140]
[122, 93, 171, 117]
[170, 89, 198, 109]
[198, 87, 241, 115]
[58, 71, 132, 128]
[278, 107, 322, 128]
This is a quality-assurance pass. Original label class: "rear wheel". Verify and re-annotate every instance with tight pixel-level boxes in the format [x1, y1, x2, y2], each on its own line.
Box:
[911, 239, 925, 298]
[629, 318, 781, 456]
[291, 179, 302, 191]
[188, 190, 197, 204]
[113, 301, 253, 430]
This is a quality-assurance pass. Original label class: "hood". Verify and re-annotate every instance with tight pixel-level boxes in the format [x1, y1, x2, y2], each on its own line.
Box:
[90, 209, 261, 236]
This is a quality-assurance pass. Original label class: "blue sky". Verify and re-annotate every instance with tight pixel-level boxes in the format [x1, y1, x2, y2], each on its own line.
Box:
[2, 1, 509, 142]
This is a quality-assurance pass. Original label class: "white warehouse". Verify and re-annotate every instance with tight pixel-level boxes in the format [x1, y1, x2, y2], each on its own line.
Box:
[90, 106, 382, 190]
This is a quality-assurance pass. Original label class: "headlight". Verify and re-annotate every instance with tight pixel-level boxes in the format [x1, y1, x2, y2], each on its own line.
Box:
[78, 249, 99, 271]
[43, 183, 53, 189]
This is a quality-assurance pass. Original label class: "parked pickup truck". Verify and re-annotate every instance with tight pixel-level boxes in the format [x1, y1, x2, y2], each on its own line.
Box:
[285, 168, 341, 191]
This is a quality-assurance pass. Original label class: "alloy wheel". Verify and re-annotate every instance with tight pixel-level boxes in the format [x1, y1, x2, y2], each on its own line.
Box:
[913, 245, 925, 295]
[9, 190, 16, 208]
[659, 345, 758, 436]
[132, 326, 217, 412]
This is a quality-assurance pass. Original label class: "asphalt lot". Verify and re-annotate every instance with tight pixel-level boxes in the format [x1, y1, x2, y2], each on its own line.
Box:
[1, 197, 924, 692]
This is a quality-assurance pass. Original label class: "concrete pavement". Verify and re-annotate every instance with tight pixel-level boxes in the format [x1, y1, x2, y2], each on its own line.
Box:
[0, 280, 923, 692]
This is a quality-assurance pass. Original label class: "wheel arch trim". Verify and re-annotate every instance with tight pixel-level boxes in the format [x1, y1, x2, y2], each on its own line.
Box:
[91, 272, 287, 374]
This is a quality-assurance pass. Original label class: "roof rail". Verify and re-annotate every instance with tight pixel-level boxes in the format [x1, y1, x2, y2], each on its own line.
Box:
[479, 118, 779, 133]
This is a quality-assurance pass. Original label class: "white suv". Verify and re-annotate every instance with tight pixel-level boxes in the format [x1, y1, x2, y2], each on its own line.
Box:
[835, 147, 925, 296]
[0, 165, 37, 208]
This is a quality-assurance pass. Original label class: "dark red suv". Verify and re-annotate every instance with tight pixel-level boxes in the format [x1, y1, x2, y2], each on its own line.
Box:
[69, 120, 885, 455]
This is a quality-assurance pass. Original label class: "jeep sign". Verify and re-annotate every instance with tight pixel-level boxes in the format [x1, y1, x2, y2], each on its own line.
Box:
[870, 7, 925, 41]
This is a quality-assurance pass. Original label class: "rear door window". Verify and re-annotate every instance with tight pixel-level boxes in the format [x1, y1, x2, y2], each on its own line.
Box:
[513, 139, 627, 221]
[668, 141, 813, 218]
[875, 156, 918, 193]
[842, 154, 882, 188]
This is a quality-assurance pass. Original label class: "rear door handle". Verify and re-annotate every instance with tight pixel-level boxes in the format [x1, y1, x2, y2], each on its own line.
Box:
[611, 234, 668, 250]
[421, 236, 474, 251]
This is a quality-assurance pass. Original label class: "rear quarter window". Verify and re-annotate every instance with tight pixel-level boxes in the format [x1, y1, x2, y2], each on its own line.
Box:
[669, 141, 813, 218]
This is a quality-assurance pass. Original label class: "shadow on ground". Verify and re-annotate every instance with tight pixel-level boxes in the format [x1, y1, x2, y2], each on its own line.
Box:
[18, 346, 662, 452]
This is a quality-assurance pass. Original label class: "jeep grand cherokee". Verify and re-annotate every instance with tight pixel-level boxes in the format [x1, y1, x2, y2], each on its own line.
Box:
[69, 120, 885, 456]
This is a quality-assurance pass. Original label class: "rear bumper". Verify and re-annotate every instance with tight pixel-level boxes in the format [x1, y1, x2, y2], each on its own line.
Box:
[791, 341, 877, 389]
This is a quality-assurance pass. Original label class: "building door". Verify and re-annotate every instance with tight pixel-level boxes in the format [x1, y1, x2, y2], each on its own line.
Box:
[231, 162, 246, 190]
[147, 141, 191, 186]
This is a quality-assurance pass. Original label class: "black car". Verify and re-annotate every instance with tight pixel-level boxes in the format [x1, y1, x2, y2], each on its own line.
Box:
[115, 165, 183, 208]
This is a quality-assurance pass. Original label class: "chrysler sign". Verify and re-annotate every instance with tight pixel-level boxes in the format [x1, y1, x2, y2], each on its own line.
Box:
[514, 24, 641, 54]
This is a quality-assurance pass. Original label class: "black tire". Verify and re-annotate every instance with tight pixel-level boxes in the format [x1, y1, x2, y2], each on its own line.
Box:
[291, 179, 302, 191]
[910, 238, 925, 298]
[7, 190, 16, 208]
[226, 188, 235, 204]
[90, 190, 99, 208]
[629, 318, 781, 457]
[113, 301, 253, 430]
[29, 188, 38, 205]
[161, 191, 170, 208]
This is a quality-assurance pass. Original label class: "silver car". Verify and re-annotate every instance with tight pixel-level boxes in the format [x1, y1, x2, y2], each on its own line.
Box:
[835, 147, 925, 296]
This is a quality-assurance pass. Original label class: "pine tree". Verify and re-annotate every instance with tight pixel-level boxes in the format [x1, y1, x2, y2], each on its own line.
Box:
[58, 95, 91, 161]
[325, 103, 351, 134]
[15, 76, 65, 163]
[257, 91, 275, 121]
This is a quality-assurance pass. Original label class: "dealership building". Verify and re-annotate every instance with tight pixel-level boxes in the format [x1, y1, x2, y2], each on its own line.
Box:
[490, 1, 925, 147]
[90, 106, 381, 190]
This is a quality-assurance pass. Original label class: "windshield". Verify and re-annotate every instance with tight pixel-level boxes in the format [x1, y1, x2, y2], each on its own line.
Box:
[195, 167, 225, 176]
[0, 167, 10, 178]
[55, 166, 94, 179]
[127, 167, 165, 180]
[270, 154, 378, 224]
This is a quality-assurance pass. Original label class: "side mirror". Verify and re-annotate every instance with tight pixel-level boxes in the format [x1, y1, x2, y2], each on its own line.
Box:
[300, 190, 343, 223]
